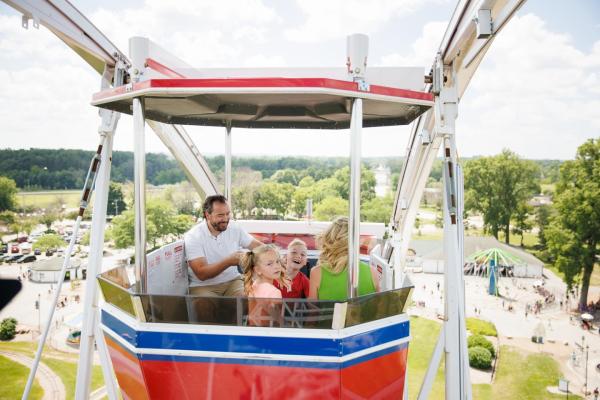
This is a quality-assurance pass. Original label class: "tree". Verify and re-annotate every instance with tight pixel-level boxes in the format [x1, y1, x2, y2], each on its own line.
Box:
[0, 318, 18, 341]
[255, 181, 295, 218]
[332, 165, 376, 202]
[111, 199, 193, 249]
[545, 138, 600, 310]
[534, 204, 553, 249]
[39, 213, 58, 232]
[0, 211, 16, 227]
[270, 169, 302, 186]
[511, 204, 533, 247]
[361, 195, 393, 223]
[464, 150, 540, 243]
[314, 196, 348, 221]
[0, 176, 18, 212]
[108, 182, 126, 216]
[35, 234, 65, 251]
[292, 186, 314, 217]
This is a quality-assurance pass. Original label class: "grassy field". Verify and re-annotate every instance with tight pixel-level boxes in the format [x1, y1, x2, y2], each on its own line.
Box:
[408, 317, 581, 399]
[0, 341, 104, 400]
[18, 190, 83, 210]
[485, 346, 582, 400]
[466, 318, 498, 337]
[0, 355, 44, 400]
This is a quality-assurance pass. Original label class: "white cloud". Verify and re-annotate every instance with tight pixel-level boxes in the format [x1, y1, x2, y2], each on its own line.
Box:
[458, 14, 600, 159]
[285, 0, 447, 43]
[378, 21, 447, 68]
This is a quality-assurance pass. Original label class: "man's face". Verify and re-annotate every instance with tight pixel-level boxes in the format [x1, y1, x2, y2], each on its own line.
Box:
[206, 201, 231, 232]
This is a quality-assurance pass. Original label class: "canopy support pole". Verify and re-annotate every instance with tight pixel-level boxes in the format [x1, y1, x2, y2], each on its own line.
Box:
[133, 97, 147, 292]
[348, 98, 363, 298]
[225, 122, 232, 203]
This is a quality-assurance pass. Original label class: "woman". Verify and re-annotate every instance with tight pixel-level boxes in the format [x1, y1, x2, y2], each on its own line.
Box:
[309, 216, 379, 301]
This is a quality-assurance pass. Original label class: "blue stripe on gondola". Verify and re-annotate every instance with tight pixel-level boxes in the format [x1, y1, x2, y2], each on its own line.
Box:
[102, 310, 138, 347]
[101, 310, 409, 357]
[133, 342, 409, 370]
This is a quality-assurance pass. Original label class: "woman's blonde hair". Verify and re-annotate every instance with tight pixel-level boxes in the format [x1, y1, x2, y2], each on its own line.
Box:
[316, 216, 349, 274]
[240, 244, 288, 296]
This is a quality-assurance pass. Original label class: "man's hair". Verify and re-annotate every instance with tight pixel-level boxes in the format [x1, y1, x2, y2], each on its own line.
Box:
[203, 195, 228, 215]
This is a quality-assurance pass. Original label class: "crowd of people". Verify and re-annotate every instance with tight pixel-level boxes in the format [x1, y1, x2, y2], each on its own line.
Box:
[183, 195, 380, 306]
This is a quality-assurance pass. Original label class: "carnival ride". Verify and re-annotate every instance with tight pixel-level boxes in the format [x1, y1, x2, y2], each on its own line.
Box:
[2, 0, 528, 399]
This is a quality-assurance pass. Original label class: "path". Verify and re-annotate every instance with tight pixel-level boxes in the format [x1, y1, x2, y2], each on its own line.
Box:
[0, 350, 66, 400]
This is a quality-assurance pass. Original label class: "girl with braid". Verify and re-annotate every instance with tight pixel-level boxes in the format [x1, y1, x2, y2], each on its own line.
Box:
[241, 244, 289, 326]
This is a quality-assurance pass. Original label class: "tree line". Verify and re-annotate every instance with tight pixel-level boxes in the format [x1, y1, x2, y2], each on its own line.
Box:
[0, 148, 562, 190]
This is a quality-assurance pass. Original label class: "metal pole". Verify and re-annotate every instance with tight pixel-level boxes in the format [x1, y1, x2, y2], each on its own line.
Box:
[225, 123, 232, 203]
[37, 293, 41, 332]
[133, 97, 147, 292]
[75, 130, 115, 399]
[348, 98, 362, 298]
[585, 345, 589, 396]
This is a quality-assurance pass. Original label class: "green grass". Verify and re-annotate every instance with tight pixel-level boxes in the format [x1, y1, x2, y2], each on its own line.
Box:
[484, 346, 582, 400]
[497, 231, 540, 249]
[466, 318, 498, 337]
[0, 341, 104, 400]
[18, 190, 83, 210]
[407, 316, 445, 399]
[0, 355, 44, 399]
[42, 357, 104, 400]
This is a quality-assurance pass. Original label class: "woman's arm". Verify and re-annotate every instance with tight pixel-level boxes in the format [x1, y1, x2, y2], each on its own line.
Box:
[308, 266, 321, 299]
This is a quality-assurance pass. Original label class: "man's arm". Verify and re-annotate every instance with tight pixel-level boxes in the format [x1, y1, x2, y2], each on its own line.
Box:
[248, 239, 262, 250]
[188, 253, 241, 281]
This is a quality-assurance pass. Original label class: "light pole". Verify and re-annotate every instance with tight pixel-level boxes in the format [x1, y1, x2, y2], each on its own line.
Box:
[37, 293, 41, 333]
[585, 344, 589, 397]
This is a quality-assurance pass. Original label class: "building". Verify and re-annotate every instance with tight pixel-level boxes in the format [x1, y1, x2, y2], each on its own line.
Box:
[374, 164, 391, 197]
[28, 257, 85, 283]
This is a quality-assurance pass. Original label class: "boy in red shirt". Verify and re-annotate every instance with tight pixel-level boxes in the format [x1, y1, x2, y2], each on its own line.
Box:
[274, 239, 310, 298]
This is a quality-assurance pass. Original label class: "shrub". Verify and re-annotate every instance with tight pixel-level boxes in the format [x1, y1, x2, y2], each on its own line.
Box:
[469, 346, 492, 369]
[0, 317, 18, 341]
[466, 317, 498, 337]
[467, 334, 495, 358]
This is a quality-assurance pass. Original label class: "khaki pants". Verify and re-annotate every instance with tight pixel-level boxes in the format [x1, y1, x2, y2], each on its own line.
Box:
[189, 277, 244, 297]
[188, 278, 244, 323]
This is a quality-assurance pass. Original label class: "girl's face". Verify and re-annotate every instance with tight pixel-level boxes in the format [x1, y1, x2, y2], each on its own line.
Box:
[286, 245, 307, 271]
[255, 250, 283, 281]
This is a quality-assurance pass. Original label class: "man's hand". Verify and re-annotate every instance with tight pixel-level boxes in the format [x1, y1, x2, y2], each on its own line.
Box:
[225, 251, 245, 267]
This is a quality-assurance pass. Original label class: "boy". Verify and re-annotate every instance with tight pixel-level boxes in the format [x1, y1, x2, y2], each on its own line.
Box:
[274, 239, 310, 298]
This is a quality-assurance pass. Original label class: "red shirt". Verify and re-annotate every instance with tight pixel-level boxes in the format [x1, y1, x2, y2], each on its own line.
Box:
[274, 272, 310, 298]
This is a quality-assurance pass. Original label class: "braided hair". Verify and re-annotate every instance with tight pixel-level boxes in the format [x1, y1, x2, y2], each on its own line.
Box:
[240, 244, 288, 296]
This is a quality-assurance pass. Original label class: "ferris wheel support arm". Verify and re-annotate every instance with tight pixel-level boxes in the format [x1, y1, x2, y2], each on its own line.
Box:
[2, 0, 130, 78]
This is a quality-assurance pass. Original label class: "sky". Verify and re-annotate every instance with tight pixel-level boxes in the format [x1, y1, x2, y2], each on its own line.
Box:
[0, 0, 599, 160]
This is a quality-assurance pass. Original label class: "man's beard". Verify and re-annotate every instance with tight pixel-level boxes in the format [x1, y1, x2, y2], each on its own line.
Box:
[211, 220, 229, 232]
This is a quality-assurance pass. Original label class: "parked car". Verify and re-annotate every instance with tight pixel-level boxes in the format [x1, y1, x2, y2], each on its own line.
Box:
[1, 245, 7, 254]
[46, 249, 56, 257]
[6, 254, 22, 263]
[34, 249, 42, 256]
[16, 255, 37, 264]
[16, 236, 28, 243]
[11, 245, 19, 253]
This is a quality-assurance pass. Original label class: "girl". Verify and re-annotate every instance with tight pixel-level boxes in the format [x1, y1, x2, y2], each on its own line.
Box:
[241, 244, 288, 298]
[241, 244, 289, 326]
[309, 216, 379, 301]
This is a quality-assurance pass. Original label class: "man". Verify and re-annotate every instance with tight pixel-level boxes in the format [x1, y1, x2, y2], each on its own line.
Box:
[185, 195, 262, 297]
